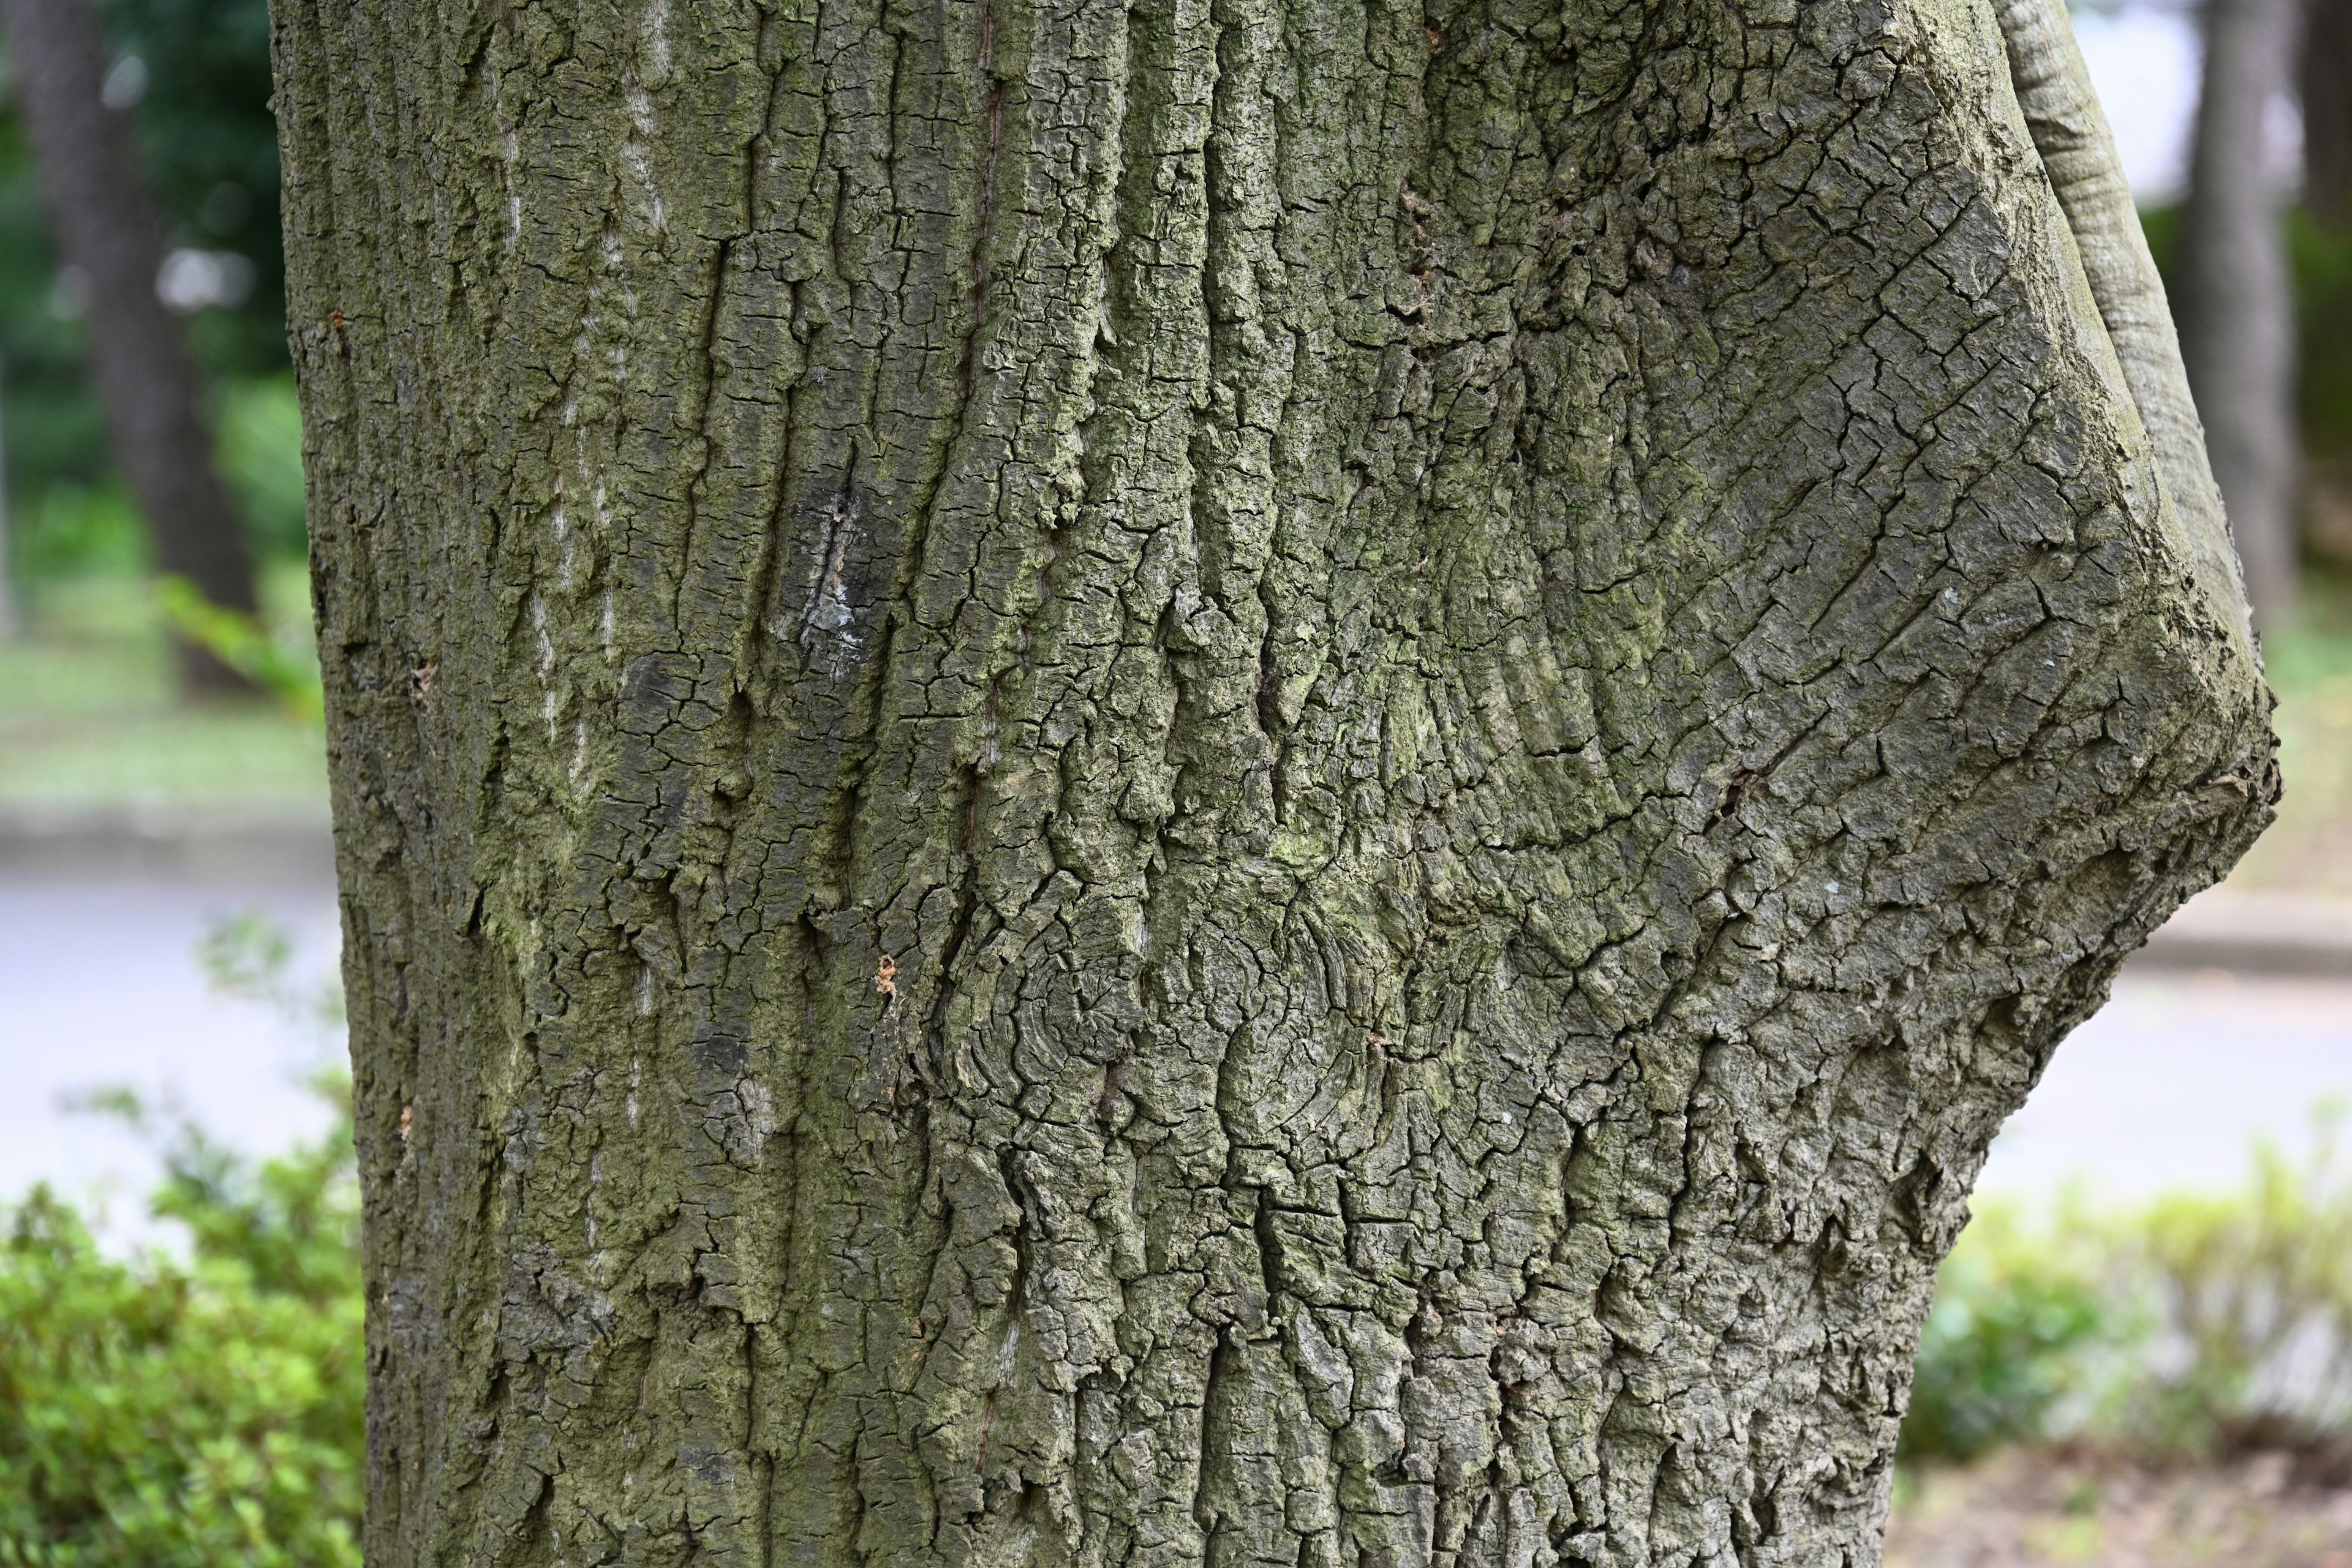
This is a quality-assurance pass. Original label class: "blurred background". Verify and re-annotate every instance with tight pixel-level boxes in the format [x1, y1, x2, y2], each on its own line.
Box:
[0, 0, 2349, 1562]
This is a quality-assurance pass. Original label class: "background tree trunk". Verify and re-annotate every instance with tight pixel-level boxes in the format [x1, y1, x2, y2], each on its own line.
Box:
[2302, 0, 2352, 221]
[0, 0, 256, 687]
[2177, 0, 2303, 627]
[274, 0, 2275, 1562]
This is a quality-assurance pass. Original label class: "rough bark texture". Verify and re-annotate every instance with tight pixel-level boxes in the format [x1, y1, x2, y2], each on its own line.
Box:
[274, 0, 2277, 1563]
[0, 0, 258, 683]
[2176, 0, 2301, 626]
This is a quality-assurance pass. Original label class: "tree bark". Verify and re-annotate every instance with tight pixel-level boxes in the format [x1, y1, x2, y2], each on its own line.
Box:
[274, 0, 2276, 1563]
[2177, 0, 2302, 627]
[0, 0, 257, 687]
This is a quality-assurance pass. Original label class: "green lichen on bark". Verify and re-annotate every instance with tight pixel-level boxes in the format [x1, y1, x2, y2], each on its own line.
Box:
[272, 0, 2275, 1562]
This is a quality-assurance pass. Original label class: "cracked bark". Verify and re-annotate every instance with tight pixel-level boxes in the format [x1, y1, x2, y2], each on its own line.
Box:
[274, 0, 2275, 1564]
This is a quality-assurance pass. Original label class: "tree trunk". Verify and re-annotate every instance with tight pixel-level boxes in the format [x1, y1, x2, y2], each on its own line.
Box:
[2302, 0, 2352, 221]
[0, 0, 257, 688]
[2177, 0, 2302, 627]
[274, 0, 2275, 1562]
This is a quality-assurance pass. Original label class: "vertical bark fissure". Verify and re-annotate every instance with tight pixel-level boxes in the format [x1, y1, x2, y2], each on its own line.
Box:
[965, 0, 1006, 402]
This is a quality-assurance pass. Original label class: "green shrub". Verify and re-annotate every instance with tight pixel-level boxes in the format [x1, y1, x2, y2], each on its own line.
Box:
[1901, 1204, 2120, 1462]
[10, 485, 149, 586]
[2, 913, 2343, 1553]
[213, 375, 306, 562]
[0, 1090, 361, 1567]
[1901, 1107, 2352, 1464]
[2116, 1112, 2352, 1452]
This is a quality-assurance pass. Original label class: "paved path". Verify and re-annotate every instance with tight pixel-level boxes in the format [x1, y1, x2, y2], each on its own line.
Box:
[2, 872, 2348, 1235]
[1980, 969, 2352, 1197]
[0, 873, 342, 1234]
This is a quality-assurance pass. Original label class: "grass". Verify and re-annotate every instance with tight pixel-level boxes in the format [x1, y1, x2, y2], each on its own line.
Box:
[2229, 576, 2352, 895]
[0, 566, 324, 817]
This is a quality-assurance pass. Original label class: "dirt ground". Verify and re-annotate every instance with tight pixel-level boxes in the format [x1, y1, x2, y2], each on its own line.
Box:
[1885, 1450, 2352, 1568]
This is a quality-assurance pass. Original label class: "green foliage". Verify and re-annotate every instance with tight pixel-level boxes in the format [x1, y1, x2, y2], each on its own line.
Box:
[153, 575, 322, 725]
[0, 1095, 361, 1568]
[1901, 1108, 2352, 1464]
[9, 484, 149, 584]
[195, 909, 343, 1037]
[5, 372, 301, 587]
[2117, 1111, 2352, 1450]
[2290, 213, 2352, 467]
[213, 376, 306, 560]
[0, 112, 106, 514]
[1901, 1206, 2117, 1463]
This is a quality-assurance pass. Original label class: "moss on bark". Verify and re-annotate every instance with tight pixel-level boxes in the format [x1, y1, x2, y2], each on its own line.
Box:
[273, 0, 2275, 1561]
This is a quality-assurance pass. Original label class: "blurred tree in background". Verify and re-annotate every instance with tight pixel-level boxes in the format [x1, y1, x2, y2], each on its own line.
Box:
[99, 0, 283, 377]
[0, 0, 288, 599]
[2, 0, 260, 688]
[2175, 0, 2302, 626]
[2293, 0, 2352, 575]
[2302, 0, 2352, 221]
[2117, 0, 2352, 631]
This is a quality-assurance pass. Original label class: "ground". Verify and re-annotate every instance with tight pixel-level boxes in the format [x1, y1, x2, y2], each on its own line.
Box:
[0, 568, 323, 815]
[1888, 1450, 2352, 1567]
